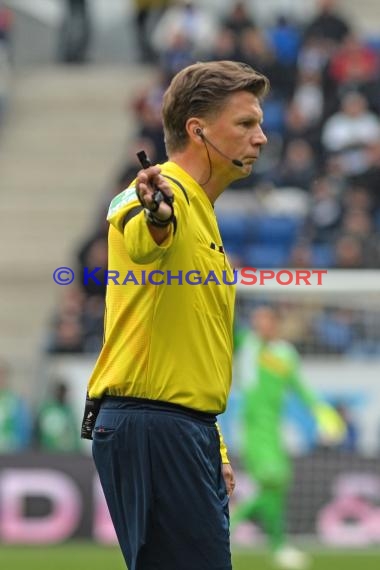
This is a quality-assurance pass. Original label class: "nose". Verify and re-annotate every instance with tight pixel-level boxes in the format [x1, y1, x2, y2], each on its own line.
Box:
[257, 125, 268, 146]
[251, 125, 267, 147]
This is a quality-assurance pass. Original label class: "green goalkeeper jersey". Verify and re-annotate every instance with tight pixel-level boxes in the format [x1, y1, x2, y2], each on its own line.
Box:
[237, 330, 316, 443]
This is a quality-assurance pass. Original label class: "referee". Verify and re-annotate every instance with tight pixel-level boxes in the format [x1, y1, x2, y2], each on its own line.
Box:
[81, 60, 269, 570]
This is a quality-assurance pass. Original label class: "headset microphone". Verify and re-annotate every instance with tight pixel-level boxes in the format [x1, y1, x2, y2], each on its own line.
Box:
[194, 128, 244, 168]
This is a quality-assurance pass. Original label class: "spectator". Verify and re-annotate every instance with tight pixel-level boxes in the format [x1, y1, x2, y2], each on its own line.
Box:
[323, 154, 349, 194]
[307, 177, 342, 243]
[0, 359, 31, 452]
[341, 207, 373, 239]
[54, 285, 85, 320]
[277, 301, 312, 348]
[222, 1, 256, 38]
[275, 139, 318, 191]
[34, 380, 81, 451]
[328, 34, 379, 89]
[46, 287, 86, 354]
[291, 68, 325, 128]
[82, 295, 105, 353]
[150, 0, 219, 58]
[303, 0, 350, 47]
[268, 14, 301, 67]
[283, 101, 322, 155]
[342, 185, 373, 214]
[238, 28, 292, 96]
[312, 308, 354, 353]
[58, 0, 92, 63]
[157, 30, 196, 79]
[131, 0, 172, 62]
[131, 69, 170, 161]
[297, 36, 331, 76]
[334, 234, 366, 268]
[46, 285, 105, 354]
[288, 240, 313, 268]
[77, 234, 108, 298]
[321, 92, 380, 158]
[340, 208, 380, 267]
[207, 26, 240, 62]
[46, 315, 85, 354]
[350, 140, 380, 209]
[0, 1, 12, 46]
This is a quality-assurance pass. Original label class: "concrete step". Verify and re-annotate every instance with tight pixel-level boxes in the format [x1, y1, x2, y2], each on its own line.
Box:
[0, 63, 153, 390]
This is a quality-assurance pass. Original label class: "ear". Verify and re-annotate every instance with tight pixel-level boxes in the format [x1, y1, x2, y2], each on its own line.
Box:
[186, 119, 204, 143]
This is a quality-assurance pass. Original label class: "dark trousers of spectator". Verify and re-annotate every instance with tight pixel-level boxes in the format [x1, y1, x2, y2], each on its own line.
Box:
[58, 1, 91, 63]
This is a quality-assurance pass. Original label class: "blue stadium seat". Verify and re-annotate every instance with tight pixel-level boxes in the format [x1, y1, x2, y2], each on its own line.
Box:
[251, 216, 301, 246]
[262, 96, 286, 135]
[223, 239, 245, 260]
[217, 213, 249, 246]
[244, 244, 290, 268]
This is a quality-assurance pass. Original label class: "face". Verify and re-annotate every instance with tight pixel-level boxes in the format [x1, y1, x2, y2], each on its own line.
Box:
[202, 90, 267, 179]
[251, 308, 278, 340]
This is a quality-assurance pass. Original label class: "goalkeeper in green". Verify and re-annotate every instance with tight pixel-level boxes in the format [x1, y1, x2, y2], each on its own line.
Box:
[231, 306, 345, 569]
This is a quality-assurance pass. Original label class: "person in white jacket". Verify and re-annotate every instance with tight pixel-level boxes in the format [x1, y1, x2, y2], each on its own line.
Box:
[150, 0, 219, 57]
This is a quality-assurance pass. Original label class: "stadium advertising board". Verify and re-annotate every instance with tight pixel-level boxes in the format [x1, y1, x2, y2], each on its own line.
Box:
[0, 452, 380, 546]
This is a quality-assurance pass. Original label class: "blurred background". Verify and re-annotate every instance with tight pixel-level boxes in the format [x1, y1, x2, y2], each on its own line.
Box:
[0, 0, 380, 568]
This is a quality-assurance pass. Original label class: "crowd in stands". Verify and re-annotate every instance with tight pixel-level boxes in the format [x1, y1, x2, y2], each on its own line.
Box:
[45, 0, 380, 359]
[0, 359, 81, 452]
[0, 356, 360, 454]
[235, 297, 380, 358]
[125, 0, 380, 272]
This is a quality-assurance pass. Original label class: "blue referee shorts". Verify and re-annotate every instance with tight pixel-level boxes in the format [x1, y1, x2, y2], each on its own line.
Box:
[92, 397, 232, 570]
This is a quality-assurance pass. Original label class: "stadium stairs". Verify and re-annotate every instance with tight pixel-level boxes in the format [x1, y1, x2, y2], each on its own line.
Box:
[0, 63, 152, 392]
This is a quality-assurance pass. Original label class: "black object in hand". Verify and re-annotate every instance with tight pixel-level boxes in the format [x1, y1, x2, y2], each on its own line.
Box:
[136, 149, 173, 212]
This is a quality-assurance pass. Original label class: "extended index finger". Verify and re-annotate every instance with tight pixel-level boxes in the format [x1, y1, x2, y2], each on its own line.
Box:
[137, 165, 161, 182]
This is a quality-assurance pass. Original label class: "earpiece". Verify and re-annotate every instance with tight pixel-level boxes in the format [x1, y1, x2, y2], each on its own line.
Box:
[195, 129, 244, 168]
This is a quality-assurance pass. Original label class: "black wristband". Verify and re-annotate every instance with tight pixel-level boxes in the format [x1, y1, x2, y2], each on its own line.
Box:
[136, 184, 175, 213]
[144, 208, 175, 227]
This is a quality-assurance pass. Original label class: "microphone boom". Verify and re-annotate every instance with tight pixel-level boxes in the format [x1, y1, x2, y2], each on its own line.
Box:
[198, 132, 244, 168]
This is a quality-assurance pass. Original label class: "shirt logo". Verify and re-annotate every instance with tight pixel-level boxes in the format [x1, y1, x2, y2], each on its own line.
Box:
[107, 187, 137, 217]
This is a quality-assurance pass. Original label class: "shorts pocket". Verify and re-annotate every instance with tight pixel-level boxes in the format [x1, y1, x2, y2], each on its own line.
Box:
[93, 425, 116, 441]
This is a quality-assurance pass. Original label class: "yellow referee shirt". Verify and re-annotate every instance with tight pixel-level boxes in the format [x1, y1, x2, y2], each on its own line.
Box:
[86, 162, 236, 458]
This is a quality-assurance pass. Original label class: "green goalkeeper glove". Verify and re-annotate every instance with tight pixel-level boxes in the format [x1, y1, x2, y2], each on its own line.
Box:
[313, 402, 347, 445]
